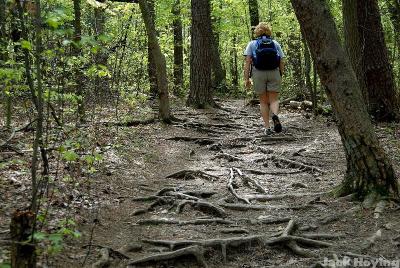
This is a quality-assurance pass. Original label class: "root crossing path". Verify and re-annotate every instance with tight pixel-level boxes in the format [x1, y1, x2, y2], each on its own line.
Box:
[63, 100, 400, 268]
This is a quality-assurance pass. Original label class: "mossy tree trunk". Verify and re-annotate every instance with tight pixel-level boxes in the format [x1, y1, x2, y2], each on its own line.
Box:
[290, 0, 399, 201]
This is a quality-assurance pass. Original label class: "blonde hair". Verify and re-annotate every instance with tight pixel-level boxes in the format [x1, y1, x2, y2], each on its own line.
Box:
[254, 22, 272, 37]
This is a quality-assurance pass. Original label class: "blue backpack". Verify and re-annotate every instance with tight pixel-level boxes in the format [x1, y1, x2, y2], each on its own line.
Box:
[252, 35, 281, 70]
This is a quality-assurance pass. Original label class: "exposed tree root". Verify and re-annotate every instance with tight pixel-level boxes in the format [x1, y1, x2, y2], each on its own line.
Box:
[137, 219, 338, 266]
[132, 197, 174, 216]
[258, 135, 296, 142]
[176, 200, 227, 218]
[234, 168, 268, 194]
[166, 170, 219, 181]
[181, 190, 217, 198]
[214, 153, 242, 162]
[244, 191, 328, 202]
[102, 118, 155, 127]
[244, 168, 305, 175]
[228, 168, 250, 204]
[136, 218, 233, 225]
[219, 203, 311, 211]
[166, 136, 218, 145]
[220, 228, 249, 234]
[127, 245, 208, 268]
[269, 155, 325, 174]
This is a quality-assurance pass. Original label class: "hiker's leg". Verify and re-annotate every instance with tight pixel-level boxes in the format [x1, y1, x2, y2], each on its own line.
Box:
[268, 91, 279, 115]
[259, 92, 270, 128]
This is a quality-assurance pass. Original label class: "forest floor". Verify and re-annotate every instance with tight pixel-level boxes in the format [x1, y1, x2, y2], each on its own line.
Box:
[1, 99, 400, 268]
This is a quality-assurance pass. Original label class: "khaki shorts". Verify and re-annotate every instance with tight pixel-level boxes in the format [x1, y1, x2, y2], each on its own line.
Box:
[252, 68, 281, 94]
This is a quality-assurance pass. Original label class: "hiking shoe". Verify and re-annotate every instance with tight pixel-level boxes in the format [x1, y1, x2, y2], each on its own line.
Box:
[264, 127, 274, 136]
[272, 114, 282, 133]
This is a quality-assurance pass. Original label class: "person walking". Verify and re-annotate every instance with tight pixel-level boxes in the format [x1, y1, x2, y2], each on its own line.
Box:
[243, 22, 285, 135]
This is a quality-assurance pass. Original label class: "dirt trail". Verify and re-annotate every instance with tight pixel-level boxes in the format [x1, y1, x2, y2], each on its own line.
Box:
[4, 100, 399, 267]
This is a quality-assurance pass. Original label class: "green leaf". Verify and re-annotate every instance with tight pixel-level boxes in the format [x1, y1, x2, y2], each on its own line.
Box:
[62, 150, 79, 162]
[20, 40, 32, 51]
[33, 231, 47, 241]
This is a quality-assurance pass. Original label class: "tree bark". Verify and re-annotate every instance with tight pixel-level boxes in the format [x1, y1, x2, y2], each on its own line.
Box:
[210, 5, 226, 93]
[343, 0, 399, 121]
[147, 0, 158, 99]
[138, 0, 171, 122]
[172, 0, 183, 96]
[290, 0, 399, 200]
[386, 0, 400, 52]
[187, 0, 215, 108]
[287, 33, 304, 98]
[230, 35, 239, 90]
[11, 210, 36, 268]
[248, 0, 259, 28]
[73, 0, 85, 122]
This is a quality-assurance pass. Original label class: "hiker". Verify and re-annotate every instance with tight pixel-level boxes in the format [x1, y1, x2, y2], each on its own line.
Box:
[243, 22, 285, 135]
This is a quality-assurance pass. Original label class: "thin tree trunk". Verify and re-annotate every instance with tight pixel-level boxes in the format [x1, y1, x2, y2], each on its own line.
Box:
[230, 35, 239, 90]
[0, 0, 11, 128]
[187, 0, 215, 108]
[290, 0, 399, 201]
[172, 0, 183, 96]
[31, 0, 44, 213]
[73, 0, 85, 122]
[138, 0, 171, 122]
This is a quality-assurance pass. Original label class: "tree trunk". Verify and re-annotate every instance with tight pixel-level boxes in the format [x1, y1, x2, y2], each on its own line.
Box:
[230, 35, 239, 90]
[93, 7, 109, 97]
[73, 0, 85, 122]
[31, 0, 44, 213]
[343, 0, 399, 121]
[248, 0, 259, 28]
[0, 0, 6, 60]
[0, 0, 11, 128]
[210, 11, 226, 93]
[386, 0, 400, 52]
[287, 33, 304, 98]
[147, 0, 158, 99]
[187, 0, 215, 108]
[172, 0, 183, 96]
[290, 0, 399, 201]
[11, 210, 36, 268]
[138, 0, 171, 122]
